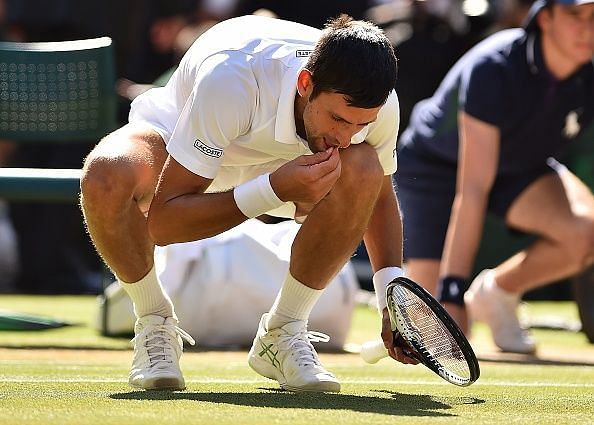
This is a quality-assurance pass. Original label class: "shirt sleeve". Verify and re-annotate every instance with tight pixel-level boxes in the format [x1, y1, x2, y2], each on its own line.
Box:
[364, 90, 400, 175]
[166, 53, 257, 178]
[459, 56, 506, 127]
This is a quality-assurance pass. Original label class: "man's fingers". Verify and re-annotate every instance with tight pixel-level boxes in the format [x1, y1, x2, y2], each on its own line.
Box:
[383, 331, 421, 365]
[298, 147, 334, 166]
[313, 158, 341, 186]
[387, 346, 420, 365]
[306, 148, 340, 179]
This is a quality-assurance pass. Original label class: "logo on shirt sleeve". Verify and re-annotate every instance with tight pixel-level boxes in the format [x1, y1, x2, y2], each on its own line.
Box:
[193, 139, 223, 158]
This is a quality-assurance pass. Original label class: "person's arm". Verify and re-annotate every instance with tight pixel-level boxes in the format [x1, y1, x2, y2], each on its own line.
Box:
[440, 112, 500, 279]
[147, 147, 342, 246]
[363, 175, 418, 364]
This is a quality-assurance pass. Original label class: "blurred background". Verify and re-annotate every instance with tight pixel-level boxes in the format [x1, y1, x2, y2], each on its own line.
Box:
[0, 0, 590, 305]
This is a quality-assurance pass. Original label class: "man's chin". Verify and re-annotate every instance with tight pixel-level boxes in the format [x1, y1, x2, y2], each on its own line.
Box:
[306, 140, 323, 153]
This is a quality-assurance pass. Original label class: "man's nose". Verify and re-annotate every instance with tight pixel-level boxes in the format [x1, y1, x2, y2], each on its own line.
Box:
[336, 127, 354, 148]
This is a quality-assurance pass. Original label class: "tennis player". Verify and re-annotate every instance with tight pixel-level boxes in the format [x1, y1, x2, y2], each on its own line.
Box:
[81, 14, 410, 392]
[395, 0, 594, 353]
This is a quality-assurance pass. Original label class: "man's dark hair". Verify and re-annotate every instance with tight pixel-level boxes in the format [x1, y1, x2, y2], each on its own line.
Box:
[305, 14, 398, 108]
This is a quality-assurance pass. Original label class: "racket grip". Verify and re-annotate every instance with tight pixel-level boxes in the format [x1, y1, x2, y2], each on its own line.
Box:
[360, 340, 389, 364]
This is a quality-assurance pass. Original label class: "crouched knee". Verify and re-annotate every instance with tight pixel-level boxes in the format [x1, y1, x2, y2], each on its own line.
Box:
[339, 143, 384, 189]
[80, 148, 141, 209]
[563, 215, 594, 269]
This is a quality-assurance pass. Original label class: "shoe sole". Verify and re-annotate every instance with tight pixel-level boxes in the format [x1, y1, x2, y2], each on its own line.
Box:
[129, 377, 186, 391]
[248, 349, 340, 393]
[282, 382, 341, 393]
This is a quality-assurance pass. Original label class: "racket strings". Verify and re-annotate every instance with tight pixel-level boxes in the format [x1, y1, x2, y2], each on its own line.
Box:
[393, 288, 471, 381]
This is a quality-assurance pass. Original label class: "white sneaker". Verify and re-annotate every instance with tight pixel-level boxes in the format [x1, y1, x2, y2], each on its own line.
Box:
[129, 315, 195, 390]
[465, 270, 536, 354]
[248, 314, 340, 392]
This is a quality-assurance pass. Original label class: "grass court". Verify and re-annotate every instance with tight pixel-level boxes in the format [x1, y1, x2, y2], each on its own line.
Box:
[0, 295, 593, 424]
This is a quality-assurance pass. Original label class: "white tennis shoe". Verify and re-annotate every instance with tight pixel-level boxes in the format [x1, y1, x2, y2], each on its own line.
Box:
[248, 314, 340, 392]
[129, 315, 195, 390]
[465, 269, 536, 354]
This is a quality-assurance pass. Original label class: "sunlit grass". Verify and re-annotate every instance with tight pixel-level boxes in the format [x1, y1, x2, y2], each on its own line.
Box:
[0, 295, 592, 425]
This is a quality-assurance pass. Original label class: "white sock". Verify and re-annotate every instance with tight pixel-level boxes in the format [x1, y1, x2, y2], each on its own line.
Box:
[267, 272, 323, 329]
[119, 265, 176, 319]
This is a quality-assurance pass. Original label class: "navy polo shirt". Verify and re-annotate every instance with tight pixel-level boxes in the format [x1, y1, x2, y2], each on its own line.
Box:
[399, 28, 594, 175]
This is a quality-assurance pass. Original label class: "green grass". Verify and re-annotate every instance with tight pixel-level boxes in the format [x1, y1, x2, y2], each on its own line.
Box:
[0, 296, 593, 424]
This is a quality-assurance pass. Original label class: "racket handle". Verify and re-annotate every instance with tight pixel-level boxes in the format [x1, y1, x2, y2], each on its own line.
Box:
[360, 340, 389, 364]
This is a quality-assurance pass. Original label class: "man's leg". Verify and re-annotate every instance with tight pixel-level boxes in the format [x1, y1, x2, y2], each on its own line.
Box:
[248, 143, 384, 392]
[81, 124, 165, 283]
[466, 166, 594, 352]
[81, 124, 193, 390]
[497, 168, 594, 291]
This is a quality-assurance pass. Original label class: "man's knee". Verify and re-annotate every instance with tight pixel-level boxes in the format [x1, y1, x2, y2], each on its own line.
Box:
[81, 153, 134, 205]
[81, 125, 165, 208]
[339, 143, 384, 190]
[81, 137, 150, 211]
[562, 215, 594, 268]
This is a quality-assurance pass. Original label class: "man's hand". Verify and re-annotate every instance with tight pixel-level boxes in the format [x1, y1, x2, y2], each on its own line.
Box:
[270, 147, 341, 204]
[380, 307, 420, 365]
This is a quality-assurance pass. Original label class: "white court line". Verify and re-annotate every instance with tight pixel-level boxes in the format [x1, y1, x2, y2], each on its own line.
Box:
[1, 378, 593, 388]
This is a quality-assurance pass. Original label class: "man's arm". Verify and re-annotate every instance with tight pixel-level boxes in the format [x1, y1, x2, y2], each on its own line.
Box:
[147, 155, 244, 245]
[363, 175, 419, 364]
[147, 148, 342, 246]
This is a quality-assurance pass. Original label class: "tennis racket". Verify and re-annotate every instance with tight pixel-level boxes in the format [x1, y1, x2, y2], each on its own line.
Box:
[361, 276, 480, 386]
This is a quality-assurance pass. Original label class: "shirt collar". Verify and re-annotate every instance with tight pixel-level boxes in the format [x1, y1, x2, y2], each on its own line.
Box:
[275, 59, 306, 145]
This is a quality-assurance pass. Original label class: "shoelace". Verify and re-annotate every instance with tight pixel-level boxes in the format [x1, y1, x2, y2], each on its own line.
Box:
[280, 330, 330, 368]
[133, 324, 195, 368]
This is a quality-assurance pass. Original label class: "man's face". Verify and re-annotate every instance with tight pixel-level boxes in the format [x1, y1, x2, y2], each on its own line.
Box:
[541, 3, 594, 66]
[301, 91, 381, 153]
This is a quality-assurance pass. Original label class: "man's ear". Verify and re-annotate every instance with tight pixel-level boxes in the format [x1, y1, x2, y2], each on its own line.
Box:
[296, 69, 314, 97]
[536, 7, 552, 33]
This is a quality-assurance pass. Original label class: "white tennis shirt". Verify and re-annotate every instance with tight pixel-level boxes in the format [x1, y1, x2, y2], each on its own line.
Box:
[129, 15, 400, 192]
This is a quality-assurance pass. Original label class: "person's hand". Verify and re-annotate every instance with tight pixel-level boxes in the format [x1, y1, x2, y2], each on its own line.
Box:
[380, 307, 420, 365]
[270, 147, 341, 204]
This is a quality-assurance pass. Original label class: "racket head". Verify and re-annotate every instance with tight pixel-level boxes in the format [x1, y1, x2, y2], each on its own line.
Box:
[386, 276, 480, 386]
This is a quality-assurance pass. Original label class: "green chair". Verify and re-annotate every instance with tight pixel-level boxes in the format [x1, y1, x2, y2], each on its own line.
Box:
[0, 37, 117, 202]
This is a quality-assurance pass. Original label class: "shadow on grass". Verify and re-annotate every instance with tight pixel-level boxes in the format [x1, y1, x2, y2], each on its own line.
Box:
[110, 389, 485, 417]
[477, 353, 594, 367]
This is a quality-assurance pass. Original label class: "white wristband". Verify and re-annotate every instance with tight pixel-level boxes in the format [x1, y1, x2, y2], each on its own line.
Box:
[373, 266, 404, 313]
[233, 173, 284, 218]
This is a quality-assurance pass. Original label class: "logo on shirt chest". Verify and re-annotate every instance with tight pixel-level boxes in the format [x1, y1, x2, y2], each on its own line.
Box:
[563, 110, 581, 139]
[194, 139, 223, 158]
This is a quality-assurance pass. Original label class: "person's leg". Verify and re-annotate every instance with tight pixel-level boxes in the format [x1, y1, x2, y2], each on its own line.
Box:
[290, 144, 385, 288]
[466, 165, 594, 352]
[81, 124, 176, 317]
[268, 143, 385, 323]
[249, 143, 384, 392]
[81, 124, 165, 283]
[81, 124, 193, 390]
[497, 167, 594, 291]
